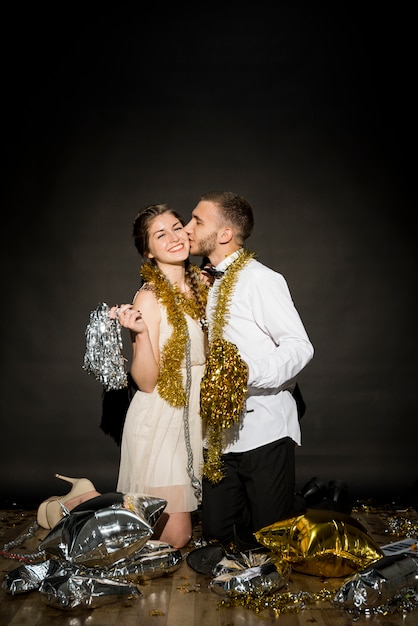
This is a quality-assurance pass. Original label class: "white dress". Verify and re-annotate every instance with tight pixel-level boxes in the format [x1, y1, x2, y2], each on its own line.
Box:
[116, 306, 206, 513]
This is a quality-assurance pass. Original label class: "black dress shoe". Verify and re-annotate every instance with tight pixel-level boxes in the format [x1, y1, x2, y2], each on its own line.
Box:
[325, 480, 352, 514]
[186, 543, 225, 575]
[308, 479, 352, 515]
[298, 476, 328, 507]
[233, 524, 264, 553]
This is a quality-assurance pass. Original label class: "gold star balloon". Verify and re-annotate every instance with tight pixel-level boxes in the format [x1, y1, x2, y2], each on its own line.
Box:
[255, 508, 384, 578]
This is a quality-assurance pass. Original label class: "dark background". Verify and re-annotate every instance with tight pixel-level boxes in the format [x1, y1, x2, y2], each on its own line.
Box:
[2, 6, 416, 508]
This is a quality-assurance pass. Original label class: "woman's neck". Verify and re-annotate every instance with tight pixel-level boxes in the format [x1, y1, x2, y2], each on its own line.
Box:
[156, 262, 188, 292]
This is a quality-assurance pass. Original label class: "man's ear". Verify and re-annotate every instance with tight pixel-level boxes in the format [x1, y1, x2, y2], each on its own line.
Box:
[219, 227, 233, 243]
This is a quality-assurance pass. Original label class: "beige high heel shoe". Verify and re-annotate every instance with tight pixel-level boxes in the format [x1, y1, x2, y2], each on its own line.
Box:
[37, 473, 96, 530]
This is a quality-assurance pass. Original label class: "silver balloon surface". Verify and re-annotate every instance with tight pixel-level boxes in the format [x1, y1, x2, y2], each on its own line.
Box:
[39, 574, 141, 610]
[40, 506, 157, 567]
[333, 553, 418, 610]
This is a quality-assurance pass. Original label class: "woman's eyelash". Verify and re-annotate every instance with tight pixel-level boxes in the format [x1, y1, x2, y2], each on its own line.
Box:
[157, 226, 183, 238]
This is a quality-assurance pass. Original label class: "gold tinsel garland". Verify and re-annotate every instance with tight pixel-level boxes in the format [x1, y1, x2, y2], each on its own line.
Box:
[201, 249, 255, 482]
[141, 263, 207, 408]
[219, 588, 335, 615]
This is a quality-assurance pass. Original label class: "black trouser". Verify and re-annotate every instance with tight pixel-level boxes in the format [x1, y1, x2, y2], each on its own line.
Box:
[201, 437, 298, 547]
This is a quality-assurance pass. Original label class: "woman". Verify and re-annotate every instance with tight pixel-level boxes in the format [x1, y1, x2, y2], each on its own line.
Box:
[38, 204, 208, 549]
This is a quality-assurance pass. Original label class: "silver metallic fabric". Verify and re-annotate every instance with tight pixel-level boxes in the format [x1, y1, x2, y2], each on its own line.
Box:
[126, 542, 183, 579]
[3, 518, 183, 610]
[209, 553, 290, 597]
[83, 302, 128, 390]
[2, 499, 180, 611]
[40, 502, 166, 567]
[2, 560, 64, 594]
[333, 554, 418, 610]
[3, 543, 183, 598]
[39, 574, 141, 610]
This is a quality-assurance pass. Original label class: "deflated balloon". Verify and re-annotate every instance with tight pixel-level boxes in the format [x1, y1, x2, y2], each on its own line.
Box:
[39, 574, 141, 610]
[3, 544, 183, 605]
[333, 553, 418, 609]
[210, 557, 291, 597]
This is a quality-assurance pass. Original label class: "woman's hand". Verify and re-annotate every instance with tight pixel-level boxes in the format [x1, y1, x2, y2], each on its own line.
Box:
[110, 301, 158, 392]
[109, 304, 146, 333]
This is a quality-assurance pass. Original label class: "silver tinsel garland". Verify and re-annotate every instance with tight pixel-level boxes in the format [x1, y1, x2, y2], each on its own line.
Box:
[83, 302, 128, 391]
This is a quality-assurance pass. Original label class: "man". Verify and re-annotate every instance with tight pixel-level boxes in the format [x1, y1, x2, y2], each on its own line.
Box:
[185, 191, 314, 557]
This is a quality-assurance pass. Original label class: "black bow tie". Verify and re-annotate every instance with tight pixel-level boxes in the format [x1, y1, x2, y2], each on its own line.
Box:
[203, 266, 224, 278]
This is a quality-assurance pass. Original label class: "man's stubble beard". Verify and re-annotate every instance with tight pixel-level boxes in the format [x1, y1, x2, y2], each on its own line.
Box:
[191, 231, 217, 259]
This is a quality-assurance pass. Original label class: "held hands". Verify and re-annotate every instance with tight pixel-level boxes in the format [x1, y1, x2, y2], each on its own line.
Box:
[109, 304, 146, 333]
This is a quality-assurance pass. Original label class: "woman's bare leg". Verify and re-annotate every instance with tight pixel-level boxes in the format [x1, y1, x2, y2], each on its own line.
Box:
[152, 511, 192, 549]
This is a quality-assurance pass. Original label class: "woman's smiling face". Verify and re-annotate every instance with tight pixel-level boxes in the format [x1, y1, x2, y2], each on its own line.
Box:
[146, 212, 190, 263]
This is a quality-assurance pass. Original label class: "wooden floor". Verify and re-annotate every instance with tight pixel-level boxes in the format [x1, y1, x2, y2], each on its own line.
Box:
[0, 504, 417, 626]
